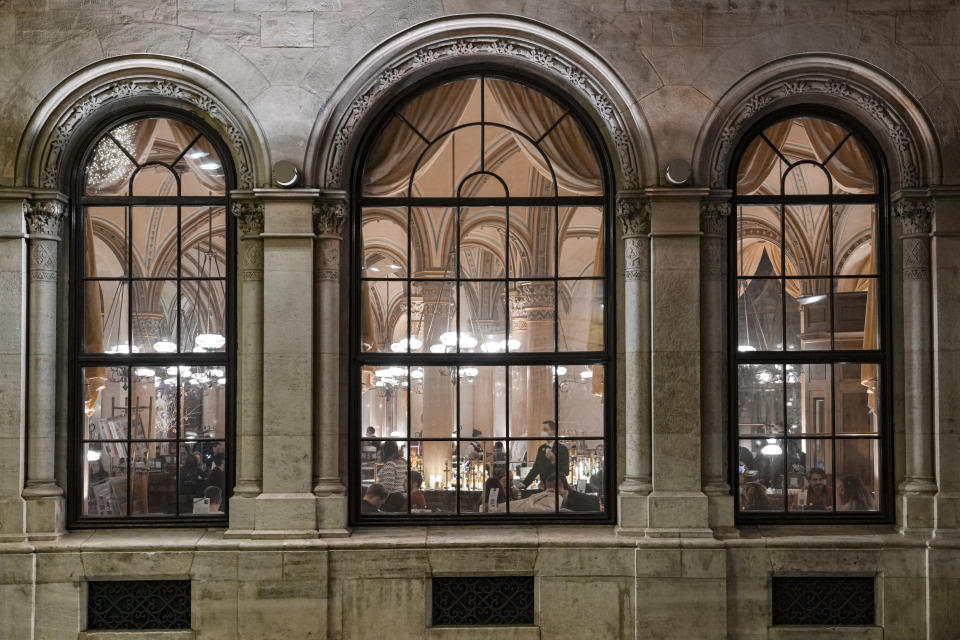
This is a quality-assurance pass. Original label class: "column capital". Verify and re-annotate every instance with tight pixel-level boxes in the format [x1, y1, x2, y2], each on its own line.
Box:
[893, 191, 934, 235]
[699, 195, 732, 236]
[231, 197, 264, 237]
[313, 191, 347, 238]
[24, 198, 67, 239]
[615, 191, 650, 237]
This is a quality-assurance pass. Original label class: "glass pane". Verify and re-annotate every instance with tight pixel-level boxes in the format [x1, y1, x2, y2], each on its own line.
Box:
[484, 78, 566, 141]
[85, 207, 128, 277]
[736, 206, 781, 277]
[362, 115, 428, 198]
[836, 439, 880, 511]
[458, 172, 507, 198]
[132, 164, 179, 197]
[826, 135, 875, 195]
[785, 364, 832, 436]
[410, 207, 455, 278]
[84, 280, 128, 354]
[834, 205, 876, 276]
[508, 206, 554, 278]
[542, 117, 602, 197]
[179, 443, 206, 514]
[130, 206, 177, 278]
[180, 280, 226, 353]
[458, 366, 506, 439]
[460, 206, 506, 278]
[559, 206, 603, 277]
[480, 463, 516, 514]
[180, 136, 226, 196]
[787, 439, 834, 512]
[737, 276, 783, 353]
[83, 366, 128, 439]
[182, 206, 227, 278]
[85, 135, 136, 196]
[412, 126, 483, 199]
[418, 440, 457, 513]
[412, 366, 453, 439]
[360, 365, 408, 440]
[130, 366, 177, 439]
[509, 365, 555, 439]
[737, 364, 784, 437]
[835, 277, 878, 350]
[481, 130, 555, 198]
[130, 440, 178, 516]
[785, 278, 831, 351]
[738, 437, 785, 512]
[783, 162, 831, 196]
[460, 281, 506, 356]
[835, 362, 880, 434]
[784, 204, 831, 276]
[361, 279, 407, 353]
[399, 78, 479, 140]
[558, 365, 604, 437]
[737, 135, 787, 196]
[511, 282, 555, 352]
[413, 280, 455, 354]
[180, 366, 228, 439]
[558, 279, 603, 351]
[563, 438, 604, 512]
[82, 443, 128, 517]
[459, 440, 488, 513]
[362, 207, 407, 278]
[131, 280, 177, 354]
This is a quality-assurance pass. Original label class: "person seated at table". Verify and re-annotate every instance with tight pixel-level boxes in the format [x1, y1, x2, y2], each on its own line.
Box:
[378, 440, 407, 496]
[804, 483, 831, 511]
[381, 492, 407, 513]
[543, 473, 600, 512]
[740, 481, 770, 511]
[407, 470, 427, 510]
[790, 467, 832, 510]
[838, 475, 875, 511]
[361, 483, 388, 513]
[522, 420, 569, 488]
[204, 485, 223, 513]
[483, 468, 520, 509]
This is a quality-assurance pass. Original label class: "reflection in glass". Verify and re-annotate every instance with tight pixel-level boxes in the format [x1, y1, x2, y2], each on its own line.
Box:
[131, 368, 177, 439]
[557, 365, 604, 437]
[181, 367, 227, 440]
[559, 206, 603, 277]
[785, 278, 831, 351]
[180, 280, 226, 353]
[82, 443, 127, 517]
[558, 279, 603, 351]
[362, 207, 407, 278]
[835, 362, 880, 434]
[181, 206, 226, 279]
[132, 280, 177, 354]
[360, 365, 409, 440]
[786, 364, 832, 436]
[84, 207, 128, 277]
[84, 280, 129, 354]
[737, 364, 784, 436]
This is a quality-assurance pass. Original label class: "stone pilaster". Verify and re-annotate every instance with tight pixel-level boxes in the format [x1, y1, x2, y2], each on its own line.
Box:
[645, 188, 711, 537]
[894, 191, 938, 534]
[700, 194, 736, 536]
[615, 191, 652, 534]
[252, 189, 319, 538]
[22, 196, 67, 539]
[313, 192, 349, 536]
[226, 196, 264, 534]
[0, 191, 31, 541]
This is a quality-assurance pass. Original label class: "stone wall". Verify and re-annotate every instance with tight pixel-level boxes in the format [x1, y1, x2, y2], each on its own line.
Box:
[1, 2, 959, 639]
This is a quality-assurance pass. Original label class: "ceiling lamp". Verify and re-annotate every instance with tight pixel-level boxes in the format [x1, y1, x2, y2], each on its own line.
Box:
[195, 333, 225, 350]
[107, 343, 140, 354]
[153, 339, 177, 353]
[579, 368, 593, 380]
[737, 344, 756, 352]
[497, 338, 521, 351]
[760, 439, 783, 456]
[133, 367, 156, 378]
[480, 340, 501, 353]
[429, 343, 445, 353]
[797, 294, 827, 306]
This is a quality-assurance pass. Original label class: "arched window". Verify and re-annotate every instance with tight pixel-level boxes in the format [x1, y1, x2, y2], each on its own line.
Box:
[71, 115, 233, 524]
[730, 111, 891, 522]
[353, 73, 613, 522]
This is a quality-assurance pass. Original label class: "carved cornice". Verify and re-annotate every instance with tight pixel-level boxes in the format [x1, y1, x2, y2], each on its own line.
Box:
[700, 200, 730, 236]
[231, 200, 264, 237]
[615, 195, 651, 237]
[24, 199, 66, 238]
[313, 200, 347, 237]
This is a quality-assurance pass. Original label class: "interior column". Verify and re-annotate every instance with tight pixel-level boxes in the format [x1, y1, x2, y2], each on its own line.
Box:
[615, 193, 652, 533]
[22, 196, 67, 539]
[254, 189, 318, 537]
[313, 194, 349, 535]
[646, 188, 711, 537]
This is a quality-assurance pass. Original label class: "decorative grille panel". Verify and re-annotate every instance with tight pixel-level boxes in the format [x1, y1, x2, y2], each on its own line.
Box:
[87, 580, 191, 630]
[771, 576, 875, 626]
[432, 576, 534, 626]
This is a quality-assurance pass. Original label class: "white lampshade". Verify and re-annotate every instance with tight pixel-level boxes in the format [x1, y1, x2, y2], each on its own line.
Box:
[153, 339, 176, 353]
[86, 449, 101, 462]
[133, 367, 155, 378]
[195, 333, 225, 350]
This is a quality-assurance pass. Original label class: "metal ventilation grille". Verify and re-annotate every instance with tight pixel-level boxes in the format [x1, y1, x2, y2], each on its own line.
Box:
[772, 576, 875, 626]
[87, 580, 191, 630]
[432, 576, 534, 626]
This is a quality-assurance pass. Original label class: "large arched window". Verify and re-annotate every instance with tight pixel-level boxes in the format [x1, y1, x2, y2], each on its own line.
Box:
[353, 73, 613, 522]
[730, 111, 892, 522]
[71, 115, 233, 525]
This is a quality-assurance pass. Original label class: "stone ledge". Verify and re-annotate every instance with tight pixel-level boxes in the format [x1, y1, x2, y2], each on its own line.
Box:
[428, 626, 540, 640]
[767, 626, 882, 640]
[78, 632, 196, 640]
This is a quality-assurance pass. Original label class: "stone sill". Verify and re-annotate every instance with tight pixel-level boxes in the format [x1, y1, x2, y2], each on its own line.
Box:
[767, 626, 882, 640]
[428, 626, 539, 639]
[78, 631, 195, 640]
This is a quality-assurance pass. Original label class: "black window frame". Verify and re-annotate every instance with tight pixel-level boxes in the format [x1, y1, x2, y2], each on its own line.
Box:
[349, 67, 617, 525]
[67, 108, 236, 528]
[728, 106, 895, 525]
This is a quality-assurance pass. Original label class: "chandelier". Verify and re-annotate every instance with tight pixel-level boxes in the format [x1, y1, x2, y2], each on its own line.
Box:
[85, 124, 136, 188]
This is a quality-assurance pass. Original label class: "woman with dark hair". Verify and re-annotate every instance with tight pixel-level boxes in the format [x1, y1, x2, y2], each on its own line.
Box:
[838, 475, 875, 511]
[378, 440, 406, 495]
[740, 481, 770, 511]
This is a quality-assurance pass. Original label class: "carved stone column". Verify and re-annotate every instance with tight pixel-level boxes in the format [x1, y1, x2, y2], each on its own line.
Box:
[894, 192, 938, 534]
[616, 193, 652, 533]
[23, 197, 67, 538]
[226, 197, 263, 534]
[313, 193, 349, 535]
[700, 195, 736, 535]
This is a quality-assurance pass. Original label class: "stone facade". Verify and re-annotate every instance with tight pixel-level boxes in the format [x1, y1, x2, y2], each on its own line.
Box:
[1, 3, 959, 639]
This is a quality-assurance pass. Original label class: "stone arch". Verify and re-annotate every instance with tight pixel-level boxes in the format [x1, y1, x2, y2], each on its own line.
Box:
[17, 55, 271, 192]
[305, 14, 657, 192]
[694, 54, 942, 191]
